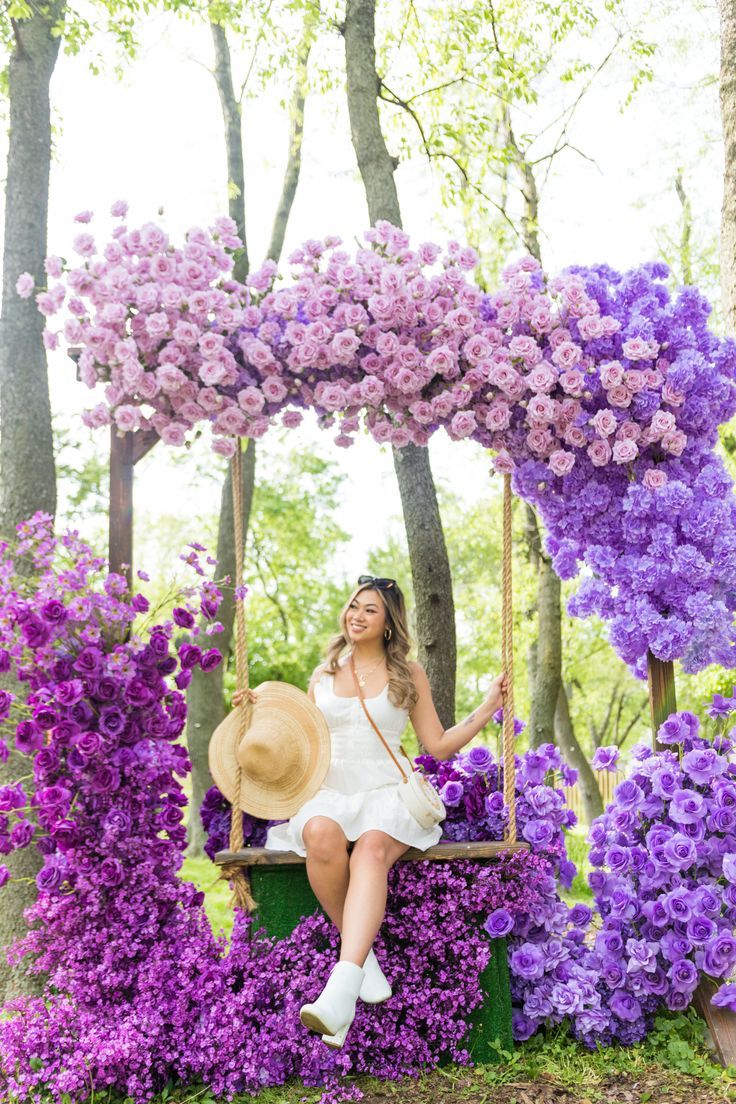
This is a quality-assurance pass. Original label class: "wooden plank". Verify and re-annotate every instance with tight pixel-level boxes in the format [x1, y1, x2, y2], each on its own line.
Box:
[647, 649, 677, 751]
[215, 840, 530, 867]
[693, 975, 736, 1068]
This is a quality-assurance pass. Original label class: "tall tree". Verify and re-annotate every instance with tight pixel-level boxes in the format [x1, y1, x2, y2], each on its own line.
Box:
[343, 0, 457, 728]
[0, 3, 64, 537]
[718, 0, 736, 330]
[186, 8, 316, 852]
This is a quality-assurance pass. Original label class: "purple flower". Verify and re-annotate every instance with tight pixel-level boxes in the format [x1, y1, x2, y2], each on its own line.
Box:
[464, 745, 494, 774]
[200, 648, 222, 672]
[682, 748, 725, 785]
[172, 607, 195, 628]
[669, 788, 706, 824]
[440, 781, 464, 807]
[610, 991, 642, 1023]
[484, 908, 514, 938]
[510, 943, 546, 980]
[592, 745, 620, 771]
[712, 983, 736, 1011]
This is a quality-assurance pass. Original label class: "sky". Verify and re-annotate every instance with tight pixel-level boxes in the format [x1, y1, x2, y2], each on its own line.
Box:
[3, 0, 722, 580]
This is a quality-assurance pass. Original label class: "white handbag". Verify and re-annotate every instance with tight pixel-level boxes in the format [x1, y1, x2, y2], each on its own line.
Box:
[349, 656, 446, 830]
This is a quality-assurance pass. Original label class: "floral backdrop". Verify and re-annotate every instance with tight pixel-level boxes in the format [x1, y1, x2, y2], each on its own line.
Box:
[2, 211, 736, 1101]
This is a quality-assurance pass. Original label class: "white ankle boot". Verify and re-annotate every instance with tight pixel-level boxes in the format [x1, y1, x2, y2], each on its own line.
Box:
[359, 948, 392, 1004]
[300, 961, 365, 1049]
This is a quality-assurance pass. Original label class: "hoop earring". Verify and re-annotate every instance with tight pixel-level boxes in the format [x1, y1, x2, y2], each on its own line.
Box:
[384, 627, 392, 641]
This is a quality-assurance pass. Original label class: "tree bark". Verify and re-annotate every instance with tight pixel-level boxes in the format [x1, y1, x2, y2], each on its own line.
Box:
[210, 17, 249, 280]
[344, 0, 457, 727]
[0, 7, 64, 537]
[0, 4, 66, 1005]
[185, 445, 256, 853]
[267, 10, 316, 263]
[554, 681, 604, 824]
[524, 507, 562, 749]
[719, 0, 736, 331]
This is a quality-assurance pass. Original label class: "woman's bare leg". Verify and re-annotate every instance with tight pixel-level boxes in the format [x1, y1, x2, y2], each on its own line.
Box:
[302, 816, 351, 929]
[339, 830, 409, 966]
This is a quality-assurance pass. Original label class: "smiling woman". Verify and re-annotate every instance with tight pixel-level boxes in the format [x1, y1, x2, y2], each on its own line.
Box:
[231, 573, 507, 1046]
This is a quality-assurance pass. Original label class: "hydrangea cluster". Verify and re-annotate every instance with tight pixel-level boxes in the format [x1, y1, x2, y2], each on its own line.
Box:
[20, 209, 736, 673]
[579, 706, 736, 1042]
[199, 782, 280, 859]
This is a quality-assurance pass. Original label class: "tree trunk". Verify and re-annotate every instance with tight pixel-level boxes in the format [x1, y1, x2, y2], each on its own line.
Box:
[186, 445, 256, 852]
[344, 0, 457, 727]
[210, 17, 249, 280]
[267, 11, 316, 263]
[719, 0, 736, 331]
[525, 508, 562, 749]
[554, 681, 604, 824]
[0, 8, 64, 537]
[0, 4, 66, 1005]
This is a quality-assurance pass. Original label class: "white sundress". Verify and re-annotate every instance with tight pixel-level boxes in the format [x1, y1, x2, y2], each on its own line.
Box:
[264, 666, 443, 857]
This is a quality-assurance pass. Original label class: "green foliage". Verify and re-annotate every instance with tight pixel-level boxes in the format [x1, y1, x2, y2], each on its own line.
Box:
[229, 432, 352, 692]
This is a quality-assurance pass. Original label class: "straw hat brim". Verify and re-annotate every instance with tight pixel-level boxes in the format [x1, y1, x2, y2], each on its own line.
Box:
[208, 680, 331, 819]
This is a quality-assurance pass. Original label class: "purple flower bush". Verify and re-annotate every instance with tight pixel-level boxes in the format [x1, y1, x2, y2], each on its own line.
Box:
[20, 210, 736, 673]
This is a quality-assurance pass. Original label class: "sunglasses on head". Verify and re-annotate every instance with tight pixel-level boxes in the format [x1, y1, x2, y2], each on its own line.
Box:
[357, 575, 397, 591]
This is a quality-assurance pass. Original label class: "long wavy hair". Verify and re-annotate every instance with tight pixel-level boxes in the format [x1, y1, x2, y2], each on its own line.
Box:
[319, 580, 418, 711]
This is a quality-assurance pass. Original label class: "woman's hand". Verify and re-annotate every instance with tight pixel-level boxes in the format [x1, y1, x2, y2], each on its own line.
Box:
[232, 688, 258, 709]
[483, 671, 509, 714]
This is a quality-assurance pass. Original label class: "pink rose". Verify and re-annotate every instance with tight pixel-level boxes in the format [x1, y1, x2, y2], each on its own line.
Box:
[375, 331, 399, 357]
[612, 439, 638, 464]
[72, 233, 96, 256]
[527, 428, 553, 455]
[577, 313, 606, 340]
[485, 402, 511, 431]
[110, 199, 129, 218]
[492, 449, 515, 474]
[281, 409, 303, 428]
[74, 209, 93, 223]
[211, 437, 237, 458]
[114, 405, 141, 432]
[527, 364, 556, 393]
[448, 411, 477, 439]
[643, 469, 668, 489]
[409, 400, 434, 424]
[551, 341, 582, 370]
[563, 425, 587, 448]
[15, 272, 35, 298]
[198, 361, 226, 386]
[509, 335, 541, 364]
[662, 381, 686, 406]
[650, 411, 676, 438]
[607, 385, 632, 408]
[390, 426, 412, 448]
[600, 361, 624, 389]
[587, 439, 612, 466]
[463, 334, 493, 364]
[160, 423, 187, 446]
[360, 377, 385, 405]
[591, 409, 617, 437]
[156, 364, 186, 392]
[616, 420, 641, 442]
[238, 387, 266, 415]
[331, 329, 360, 364]
[315, 382, 347, 411]
[431, 393, 455, 418]
[530, 305, 553, 332]
[622, 336, 658, 361]
[426, 345, 456, 377]
[548, 449, 576, 476]
[661, 428, 687, 456]
[261, 376, 288, 403]
[624, 369, 647, 394]
[527, 395, 555, 423]
[559, 369, 585, 397]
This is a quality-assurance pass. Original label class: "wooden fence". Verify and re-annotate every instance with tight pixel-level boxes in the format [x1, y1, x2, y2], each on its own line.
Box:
[560, 768, 627, 825]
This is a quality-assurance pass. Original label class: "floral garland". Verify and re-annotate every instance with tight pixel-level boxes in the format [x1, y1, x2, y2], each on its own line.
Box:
[19, 209, 736, 674]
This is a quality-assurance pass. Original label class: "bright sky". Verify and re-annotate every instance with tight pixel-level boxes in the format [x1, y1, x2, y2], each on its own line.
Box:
[6, 0, 721, 578]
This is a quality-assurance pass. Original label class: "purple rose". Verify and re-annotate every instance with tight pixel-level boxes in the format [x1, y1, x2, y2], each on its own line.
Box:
[484, 908, 514, 938]
[55, 678, 85, 706]
[73, 647, 103, 676]
[100, 857, 124, 887]
[52, 819, 79, 851]
[10, 819, 34, 848]
[178, 643, 202, 669]
[464, 745, 494, 774]
[683, 747, 725, 785]
[440, 781, 464, 807]
[612, 779, 643, 811]
[722, 852, 736, 882]
[510, 943, 546, 980]
[172, 607, 195, 628]
[200, 648, 222, 672]
[149, 632, 170, 658]
[610, 991, 642, 1022]
[175, 667, 193, 690]
[41, 599, 67, 624]
[657, 714, 688, 745]
[22, 616, 50, 648]
[669, 788, 706, 824]
[703, 933, 736, 977]
[14, 720, 44, 755]
[592, 745, 620, 771]
[521, 818, 555, 847]
[36, 855, 67, 893]
[99, 706, 126, 738]
[0, 865, 9, 888]
[712, 983, 736, 1011]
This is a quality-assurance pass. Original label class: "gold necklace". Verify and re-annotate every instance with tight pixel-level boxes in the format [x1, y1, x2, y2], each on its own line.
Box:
[352, 654, 384, 687]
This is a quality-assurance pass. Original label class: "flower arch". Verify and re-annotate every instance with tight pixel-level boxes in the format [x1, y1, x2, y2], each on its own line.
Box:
[30, 209, 736, 678]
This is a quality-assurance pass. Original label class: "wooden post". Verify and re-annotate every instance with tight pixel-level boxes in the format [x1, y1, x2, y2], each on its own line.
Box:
[108, 427, 159, 587]
[646, 650, 677, 750]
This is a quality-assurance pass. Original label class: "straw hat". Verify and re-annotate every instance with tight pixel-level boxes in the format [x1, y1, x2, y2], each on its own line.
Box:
[208, 681, 331, 818]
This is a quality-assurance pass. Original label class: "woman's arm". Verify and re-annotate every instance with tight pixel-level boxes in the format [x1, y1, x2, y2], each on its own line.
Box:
[408, 661, 508, 761]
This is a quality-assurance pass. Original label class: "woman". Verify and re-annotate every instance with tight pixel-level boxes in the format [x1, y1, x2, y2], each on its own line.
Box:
[233, 574, 507, 1048]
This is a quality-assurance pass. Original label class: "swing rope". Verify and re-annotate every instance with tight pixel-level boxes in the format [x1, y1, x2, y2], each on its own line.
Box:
[217, 438, 258, 912]
[500, 472, 517, 844]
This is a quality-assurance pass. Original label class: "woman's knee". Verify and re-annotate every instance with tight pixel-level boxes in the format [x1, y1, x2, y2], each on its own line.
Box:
[303, 817, 348, 864]
[350, 830, 393, 868]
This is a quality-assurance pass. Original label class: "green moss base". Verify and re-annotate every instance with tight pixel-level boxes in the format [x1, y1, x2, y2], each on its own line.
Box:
[250, 863, 514, 1062]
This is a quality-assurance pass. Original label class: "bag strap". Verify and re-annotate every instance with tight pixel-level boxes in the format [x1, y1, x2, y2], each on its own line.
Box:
[349, 654, 409, 783]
